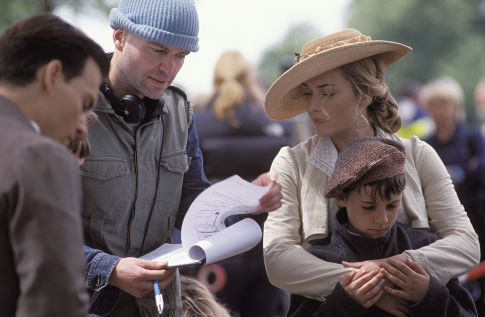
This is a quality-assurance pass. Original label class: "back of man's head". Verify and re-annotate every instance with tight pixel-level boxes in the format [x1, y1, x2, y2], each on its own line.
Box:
[109, 0, 199, 52]
[0, 13, 109, 87]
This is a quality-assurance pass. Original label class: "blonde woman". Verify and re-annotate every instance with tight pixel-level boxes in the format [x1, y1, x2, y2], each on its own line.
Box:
[262, 29, 479, 316]
[195, 50, 290, 181]
[194, 50, 290, 316]
[180, 275, 231, 317]
[208, 50, 265, 128]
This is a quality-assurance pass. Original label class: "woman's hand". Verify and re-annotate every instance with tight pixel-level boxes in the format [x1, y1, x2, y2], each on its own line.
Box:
[342, 254, 413, 315]
[342, 259, 383, 272]
[342, 254, 409, 271]
[340, 269, 384, 308]
[381, 258, 430, 303]
[251, 171, 282, 214]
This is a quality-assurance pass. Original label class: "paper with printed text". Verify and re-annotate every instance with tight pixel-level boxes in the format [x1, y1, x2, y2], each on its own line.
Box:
[141, 175, 269, 268]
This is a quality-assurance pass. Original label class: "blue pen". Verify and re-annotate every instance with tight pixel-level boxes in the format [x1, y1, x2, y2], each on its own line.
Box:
[153, 280, 163, 315]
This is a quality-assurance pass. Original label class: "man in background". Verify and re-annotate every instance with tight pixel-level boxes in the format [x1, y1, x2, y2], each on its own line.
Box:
[0, 13, 109, 316]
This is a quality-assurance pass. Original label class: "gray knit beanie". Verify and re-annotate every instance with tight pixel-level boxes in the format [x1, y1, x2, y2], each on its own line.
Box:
[110, 0, 199, 52]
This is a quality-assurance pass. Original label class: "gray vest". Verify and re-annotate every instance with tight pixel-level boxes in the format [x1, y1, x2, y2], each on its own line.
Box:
[81, 86, 193, 317]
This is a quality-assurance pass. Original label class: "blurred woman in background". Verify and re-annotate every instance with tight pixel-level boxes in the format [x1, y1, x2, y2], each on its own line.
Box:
[195, 50, 291, 182]
[193, 51, 291, 316]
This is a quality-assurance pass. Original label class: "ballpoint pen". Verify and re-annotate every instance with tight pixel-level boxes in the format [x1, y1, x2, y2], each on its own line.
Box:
[153, 280, 163, 315]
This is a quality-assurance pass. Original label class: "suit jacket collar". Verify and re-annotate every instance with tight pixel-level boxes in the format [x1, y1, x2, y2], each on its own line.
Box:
[0, 96, 36, 133]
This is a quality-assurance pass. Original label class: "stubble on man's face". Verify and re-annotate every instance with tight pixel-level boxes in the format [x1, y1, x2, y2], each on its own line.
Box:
[113, 31, 188, 100]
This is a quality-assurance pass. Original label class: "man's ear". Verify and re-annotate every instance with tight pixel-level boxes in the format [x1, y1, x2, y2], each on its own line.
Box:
[113, 29, 126, 50]
[40, 59, 63, 92]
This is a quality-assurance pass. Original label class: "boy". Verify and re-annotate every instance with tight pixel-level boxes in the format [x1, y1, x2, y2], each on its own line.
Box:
[289, 137, 477, 316]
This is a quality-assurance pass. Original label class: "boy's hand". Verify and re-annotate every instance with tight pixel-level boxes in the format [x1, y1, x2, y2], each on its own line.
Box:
[381, 258, 430, 303]
[375, 293, 410, 317]
[340, 269, 384, 308]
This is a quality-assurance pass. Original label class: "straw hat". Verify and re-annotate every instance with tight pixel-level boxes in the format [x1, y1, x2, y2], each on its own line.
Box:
[264, 29, 411, 120]
[324, 137, 406, 199]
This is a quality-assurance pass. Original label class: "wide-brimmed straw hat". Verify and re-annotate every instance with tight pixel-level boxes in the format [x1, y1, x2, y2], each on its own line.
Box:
[324, 137, 406, 199]
[264, 29, 411, 120]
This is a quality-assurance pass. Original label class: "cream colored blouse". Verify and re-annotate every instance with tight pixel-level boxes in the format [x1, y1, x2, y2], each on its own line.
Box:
[263, 134, 479, 300]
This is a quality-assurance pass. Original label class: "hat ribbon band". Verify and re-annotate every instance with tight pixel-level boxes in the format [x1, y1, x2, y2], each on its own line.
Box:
[295, 35, 372, 64]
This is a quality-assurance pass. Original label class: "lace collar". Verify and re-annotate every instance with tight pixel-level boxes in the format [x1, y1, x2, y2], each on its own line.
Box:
[308, 128, 388, 176]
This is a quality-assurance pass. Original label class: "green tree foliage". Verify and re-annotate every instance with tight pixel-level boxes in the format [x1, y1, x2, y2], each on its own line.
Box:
[349, 0, 485, 118]
[258, 23, 320, 88]
[0, 0, 112, 33]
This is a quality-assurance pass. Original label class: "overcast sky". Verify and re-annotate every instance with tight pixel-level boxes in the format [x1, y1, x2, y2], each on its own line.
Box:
[56, 0, 351, 98]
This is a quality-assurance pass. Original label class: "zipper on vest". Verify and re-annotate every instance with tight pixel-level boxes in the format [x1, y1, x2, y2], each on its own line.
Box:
[126, 128, 139, 252]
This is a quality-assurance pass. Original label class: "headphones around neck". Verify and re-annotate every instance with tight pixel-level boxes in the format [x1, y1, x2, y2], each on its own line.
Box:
[100, 83, 169, 254]
[101, 83, 167, 124]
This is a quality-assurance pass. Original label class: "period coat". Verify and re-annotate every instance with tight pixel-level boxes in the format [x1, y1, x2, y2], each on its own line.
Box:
[0, 96, 88, 316]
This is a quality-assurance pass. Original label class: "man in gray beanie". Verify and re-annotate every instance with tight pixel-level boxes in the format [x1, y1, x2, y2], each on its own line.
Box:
[81, 0, 283, 316]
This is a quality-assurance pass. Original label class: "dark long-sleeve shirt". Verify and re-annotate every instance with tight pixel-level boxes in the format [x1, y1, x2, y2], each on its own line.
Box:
[289, 208, 477, 317]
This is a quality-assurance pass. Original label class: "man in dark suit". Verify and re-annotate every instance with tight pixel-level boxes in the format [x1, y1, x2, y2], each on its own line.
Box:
[0, 14, 109, 317]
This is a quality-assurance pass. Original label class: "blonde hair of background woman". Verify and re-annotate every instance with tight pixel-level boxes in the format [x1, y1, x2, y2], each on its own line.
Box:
[211, 50, 266, 127]
[180, 275, 231, 317]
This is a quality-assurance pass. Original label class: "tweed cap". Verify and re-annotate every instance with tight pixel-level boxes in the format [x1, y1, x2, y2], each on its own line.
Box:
[324, 137, 406, 198]
[110, 0, 199, 52]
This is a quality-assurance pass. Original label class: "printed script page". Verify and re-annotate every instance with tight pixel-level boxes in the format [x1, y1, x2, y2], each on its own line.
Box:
[141, 175, 270, 267]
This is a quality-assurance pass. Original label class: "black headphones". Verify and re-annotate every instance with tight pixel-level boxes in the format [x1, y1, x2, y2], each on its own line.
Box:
[101, 83, 167, 124]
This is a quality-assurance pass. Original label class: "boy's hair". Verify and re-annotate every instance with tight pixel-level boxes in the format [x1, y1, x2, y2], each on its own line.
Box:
[336, 173, 406, 202]
[0, 13, 109, 86]
[325, 137, 406, 199]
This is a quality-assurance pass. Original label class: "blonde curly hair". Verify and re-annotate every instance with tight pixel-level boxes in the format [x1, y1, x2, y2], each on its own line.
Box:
[180, 275, 231, 317]
[211, 51, 265, 127]
[339, 56, 402, 134]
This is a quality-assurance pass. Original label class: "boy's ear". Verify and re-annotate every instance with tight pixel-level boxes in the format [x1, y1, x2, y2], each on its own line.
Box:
[335, 195, 347, 207]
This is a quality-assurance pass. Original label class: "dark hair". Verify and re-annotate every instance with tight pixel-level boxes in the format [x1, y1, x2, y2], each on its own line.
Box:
[0, 13, 109, 86]
[338, 174, 406, 202]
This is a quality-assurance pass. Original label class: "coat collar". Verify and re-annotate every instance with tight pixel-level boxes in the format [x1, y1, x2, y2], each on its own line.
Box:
[0, 96, 36, 133]
[308, 127, 390, 176]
